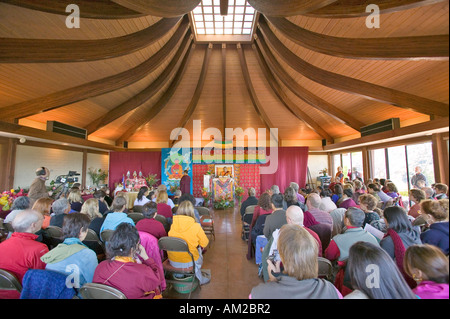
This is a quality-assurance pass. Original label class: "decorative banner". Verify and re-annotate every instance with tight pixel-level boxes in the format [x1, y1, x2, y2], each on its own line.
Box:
[161, 148, 193, 195]
[192, 141, 266, 164]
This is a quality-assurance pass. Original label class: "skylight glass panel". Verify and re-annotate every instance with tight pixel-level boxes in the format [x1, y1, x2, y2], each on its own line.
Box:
[192, 0, 257, 37]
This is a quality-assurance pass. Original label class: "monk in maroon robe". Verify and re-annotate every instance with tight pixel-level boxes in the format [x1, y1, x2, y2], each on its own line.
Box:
[180, 170, 191, 195]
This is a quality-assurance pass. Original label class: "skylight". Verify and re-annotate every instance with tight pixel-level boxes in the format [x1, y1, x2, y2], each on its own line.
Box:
[191, 0, 257, 42]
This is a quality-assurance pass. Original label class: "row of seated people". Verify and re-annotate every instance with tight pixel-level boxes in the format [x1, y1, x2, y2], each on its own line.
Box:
[0, 194, 211, 299]
[242, 180, 449, 299]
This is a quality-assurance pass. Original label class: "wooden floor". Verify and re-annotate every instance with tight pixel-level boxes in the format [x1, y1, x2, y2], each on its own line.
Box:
[163, 206, 264, 299]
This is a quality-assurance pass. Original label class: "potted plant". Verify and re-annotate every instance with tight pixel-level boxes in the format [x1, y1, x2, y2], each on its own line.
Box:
[87, 168, 108, 188]
[201, 187, 212, 207]
[235, 185, 245, 207]
[145, 173, 159, 189]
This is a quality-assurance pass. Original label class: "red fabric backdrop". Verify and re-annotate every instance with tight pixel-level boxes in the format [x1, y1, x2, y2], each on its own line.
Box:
[109, 151, 161, 190]
[259, 147, 309, 193]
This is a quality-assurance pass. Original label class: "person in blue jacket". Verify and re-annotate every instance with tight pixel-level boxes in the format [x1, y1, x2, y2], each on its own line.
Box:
[420, 199, 449, 255]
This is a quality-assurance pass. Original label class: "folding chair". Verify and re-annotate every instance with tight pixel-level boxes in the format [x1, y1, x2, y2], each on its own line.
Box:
[100, 229, 115, 243]
[158, 237, 199, 299]
[317, 257, 333, 281]
[195, 207, 215, 241]
[43, 226, 63, 249]
[242, 205, 256, 241]
[80, 283, 127, 299]
[128, 212, 144, 224]
[0, 269, 22, 299]
[82, 229, 106, 261]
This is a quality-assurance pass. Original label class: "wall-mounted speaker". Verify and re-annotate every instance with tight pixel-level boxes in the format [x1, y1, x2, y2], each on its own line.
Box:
[123, 141, 128, 149]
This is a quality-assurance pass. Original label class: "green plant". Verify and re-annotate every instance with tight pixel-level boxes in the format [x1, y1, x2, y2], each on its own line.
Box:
[145, 173, 159, 188]
[87, 168, 108, 187]
[213, 195, 234, 210]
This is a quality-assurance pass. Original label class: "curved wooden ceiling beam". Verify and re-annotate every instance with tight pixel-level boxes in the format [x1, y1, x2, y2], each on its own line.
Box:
[111, 0, 201, 17]
[0, 18, 190, 121]
[116, 42, 196, 146]
[252, 43, 334, 143]
[247, 0, 338, 17]
[255, 31, 364, 132]
[236, 43, 279, 144]
[0, 15, 182, 63]
[265, 15, 449, 60]
[170, 44, 214, 147]
[85, 33, 193, 135]
[0, 0, 144, 19]
[306, 0, 448, 18]
[258, 19, 449, 117]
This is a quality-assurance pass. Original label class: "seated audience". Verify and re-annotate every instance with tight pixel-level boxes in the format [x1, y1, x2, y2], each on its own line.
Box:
[368, 183, 392, 204]
[31, 197, 53, 229]
[4, 196, 32, 224]
[433, 183, 448, 200]
[135, 202, 167, 239]
[325, 207, 379, 263]
[380, 206, 422, 287]
[80, 198, 104, 236]
[152, 185, 175, 209]
[240, 187, 258, 218]
[172, 189, 182, 206]
[168, 201, 210, 285]
[290, 182, 305, 204]
[41, 213, 98, 288]
[93, 223, 165, 299]
[420, 199, 449, 255]
[319, 188, 337, 213]
[331, 184, 343, 204]
[352, 179, 365, 204]
[329, 208, 347, 237]
[177, 193, 201, 223]
[284, 186, 301, 209]
[99, 196, 134, 237]
[0, 210, 48, 291]
[304, 193, 333, 229]
[338, 187, 358, 209]
[385, 182, 400, 199]
[67, 188, 83, 212]
[263, 194, 287, 240]
[358, 193, 380, 227]
[408, 188, 426, 219]
[250, 224, 342, 299]
[50, 198, 71, 228]
[250, 192, 273, 229]
[93, 190, 109, 215]
[344, 241, 416, 299]
[404, 244, 449, 299]
[155, 190, 173, 221]
[422, 187, 435, 200]
[134, 186, 151, 207]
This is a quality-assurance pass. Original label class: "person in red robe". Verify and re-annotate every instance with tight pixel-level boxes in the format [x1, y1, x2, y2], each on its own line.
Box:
[179, 170, 191, 195]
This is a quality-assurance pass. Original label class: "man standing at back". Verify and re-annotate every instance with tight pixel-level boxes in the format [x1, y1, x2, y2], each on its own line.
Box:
[27, 167, 51, 204]
[411, 166, 427, 189]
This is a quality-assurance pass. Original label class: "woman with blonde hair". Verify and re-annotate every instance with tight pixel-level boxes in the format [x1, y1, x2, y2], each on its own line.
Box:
[168, 200, 210, 285]
[404, 244, 449, 299]
[80, 198, 104, 236]
[31, 197, 54, 229]
[250, 224, 342, 299]
[420, 199, 449, 255]
[67, 188, 83, 212]
[156, 189, 173, 221]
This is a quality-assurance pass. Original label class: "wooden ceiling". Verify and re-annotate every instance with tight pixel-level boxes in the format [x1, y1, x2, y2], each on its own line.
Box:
[0, 0, 448, 149]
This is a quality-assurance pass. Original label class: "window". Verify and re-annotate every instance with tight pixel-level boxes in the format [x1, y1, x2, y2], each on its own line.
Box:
[371, 148, 387, 180]
[406, 142, 435, 187]
[387, 146, 408, 196]
[351, 151, 364, 181]
[191, 0, 257, 40]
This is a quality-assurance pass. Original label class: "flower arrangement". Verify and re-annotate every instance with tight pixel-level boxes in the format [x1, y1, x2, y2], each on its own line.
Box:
[145, 173, 159, 189]
[214, 194, 234, 210]
[201, 187, 212, 207]
[319, 168, 328, 176]
[87, 168, 109, 187]
[0, 188, 26, 211]
[235, 185, 245, 206]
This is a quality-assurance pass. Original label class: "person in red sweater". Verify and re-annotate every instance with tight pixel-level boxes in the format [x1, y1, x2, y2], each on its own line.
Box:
[0, 209, 48, 298]
[93, 223, 165, 299]
[135, 202, 167, 239]
[156, 190, 173, 220]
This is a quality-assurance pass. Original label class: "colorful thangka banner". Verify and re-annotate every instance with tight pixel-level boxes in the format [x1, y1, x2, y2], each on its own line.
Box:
[192, 140, 266, 164]
[161, 148, 193, 195]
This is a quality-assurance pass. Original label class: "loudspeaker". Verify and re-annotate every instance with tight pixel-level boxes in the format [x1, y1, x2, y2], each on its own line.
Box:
[123, 141, 128, 149]
[47, 121, 87, 139]
[360, 118, 400, 137]
[322, 139, 327, 147]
